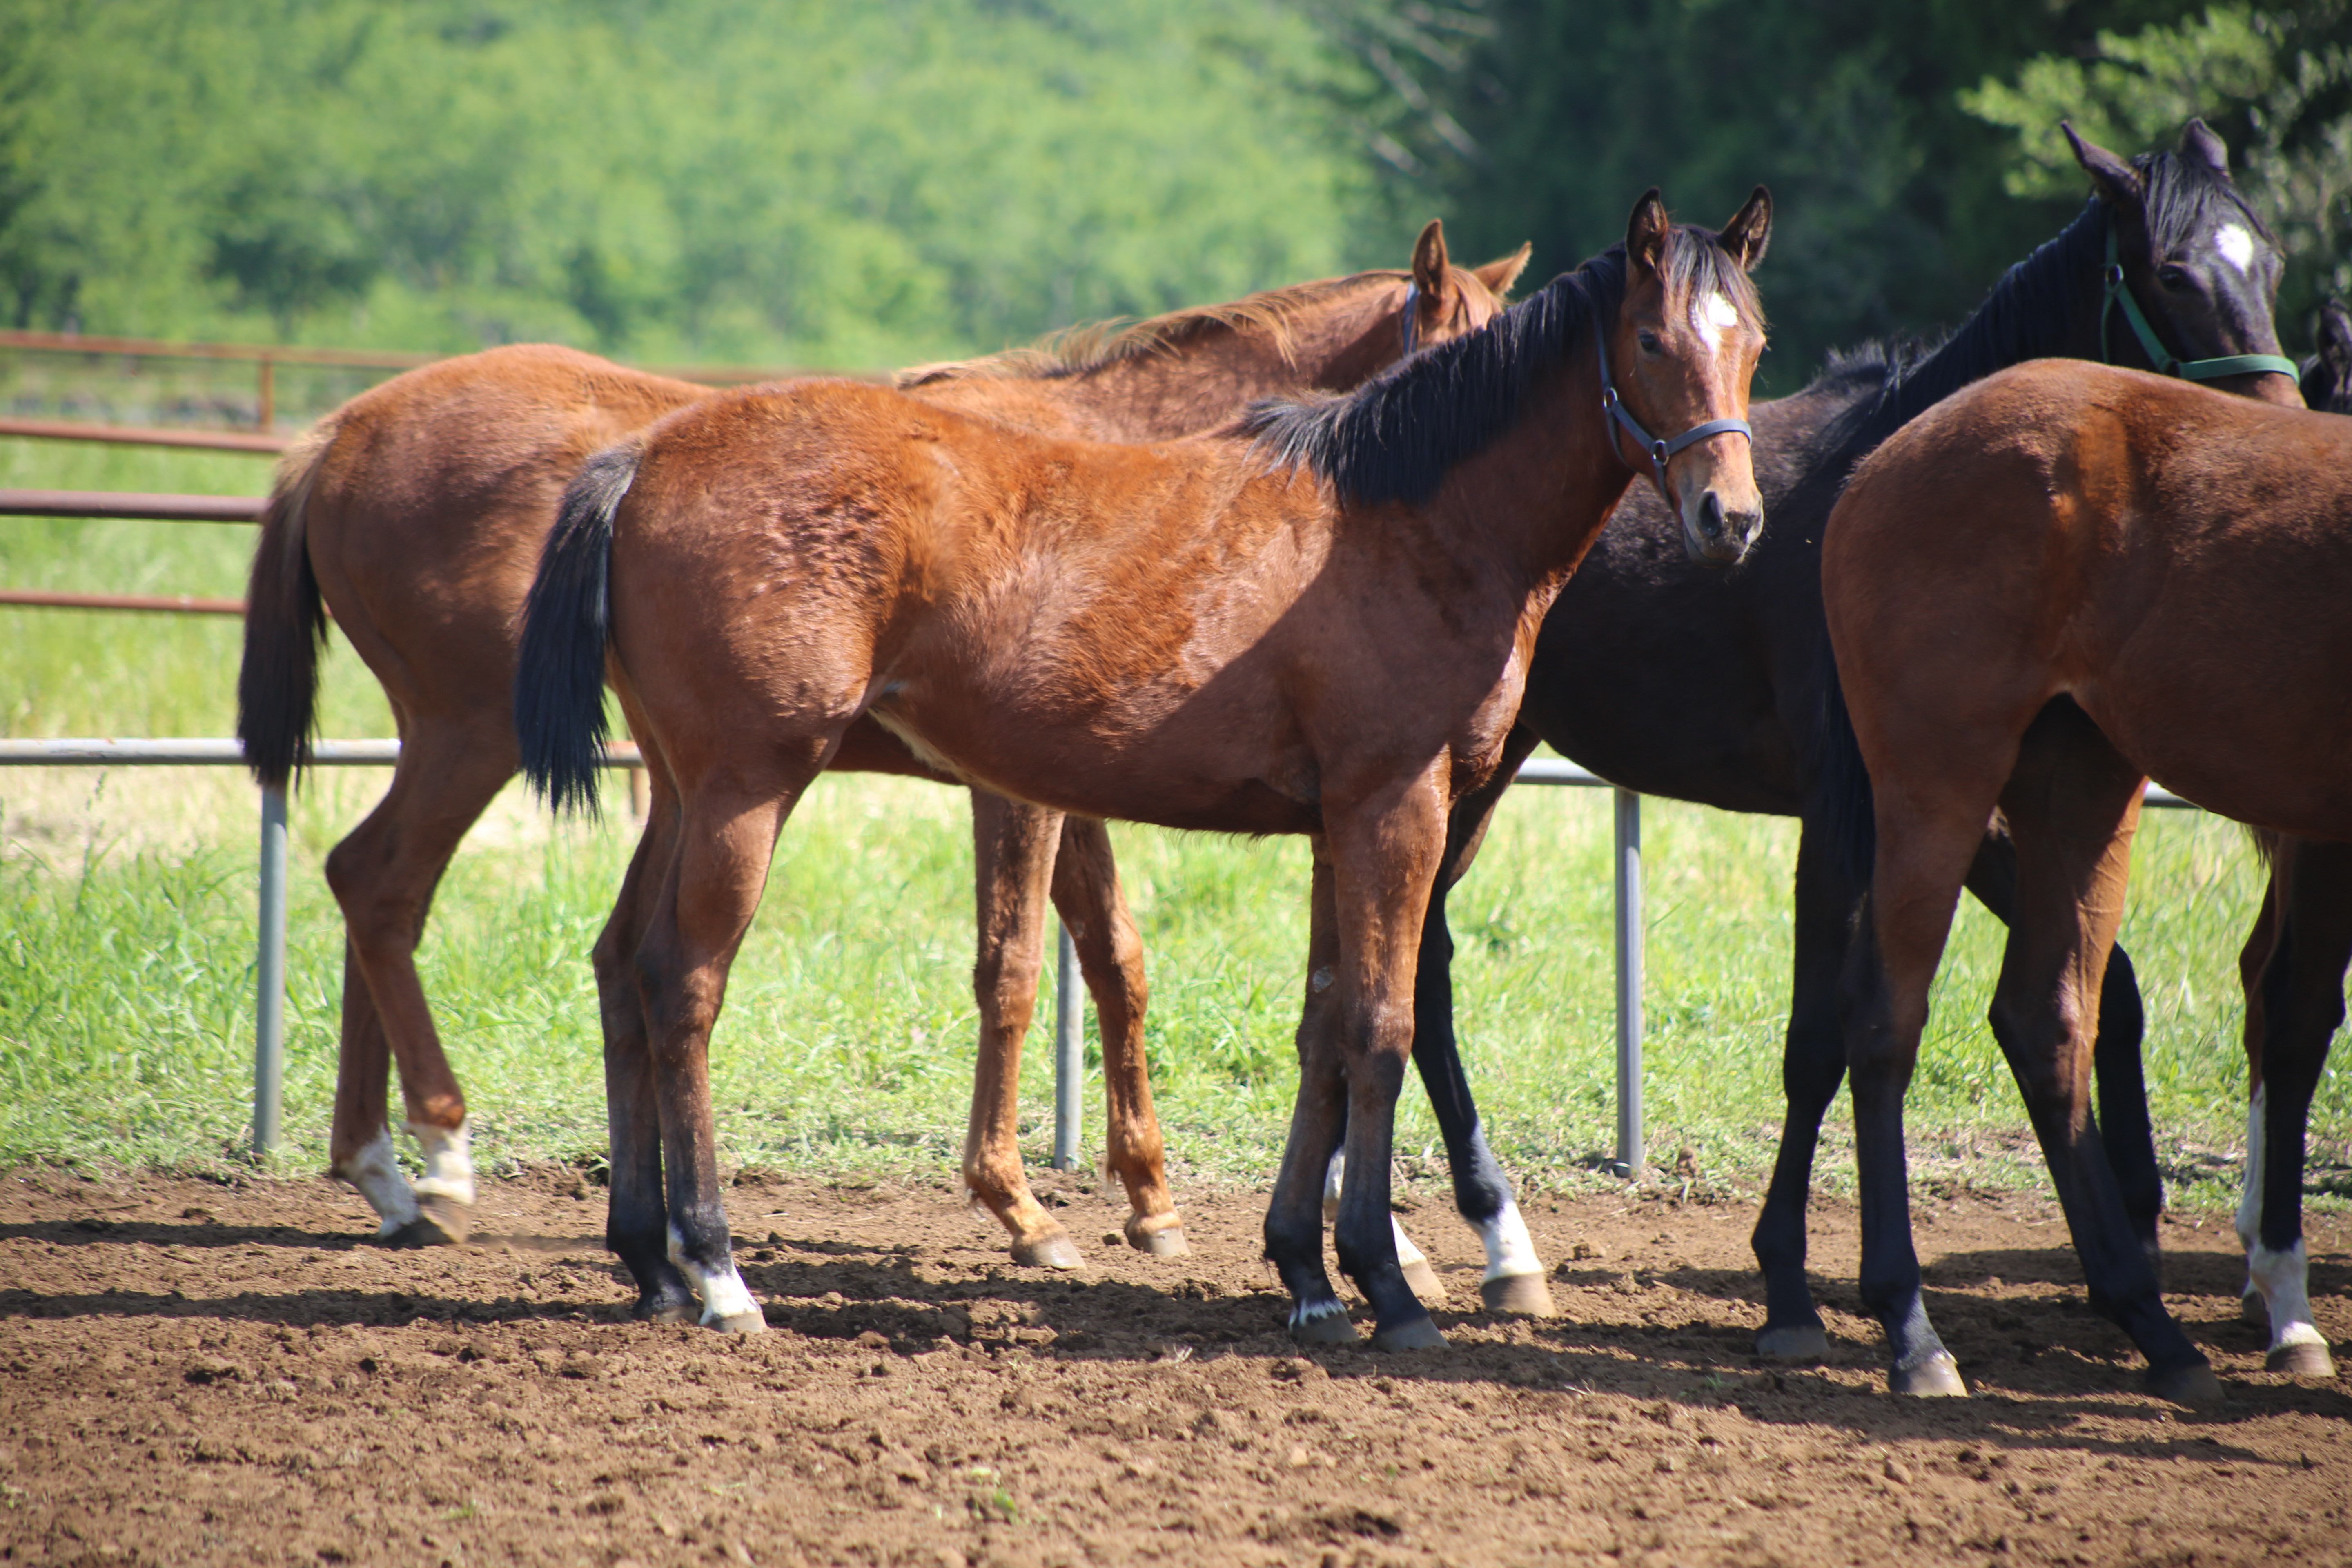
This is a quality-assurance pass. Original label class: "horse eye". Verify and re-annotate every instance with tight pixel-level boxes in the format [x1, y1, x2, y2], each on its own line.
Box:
[2158, 264, 2192, 290]
[1637, 329, 1663, 355]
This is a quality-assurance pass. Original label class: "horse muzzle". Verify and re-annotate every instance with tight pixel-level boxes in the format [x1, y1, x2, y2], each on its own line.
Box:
[1681, 482, 1762, 566]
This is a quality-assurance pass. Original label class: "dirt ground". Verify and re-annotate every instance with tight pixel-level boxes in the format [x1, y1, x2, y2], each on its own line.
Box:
[2, 1167, 2347, 1568]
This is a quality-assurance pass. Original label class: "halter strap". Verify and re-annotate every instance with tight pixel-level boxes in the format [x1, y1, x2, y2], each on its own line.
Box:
[2100, 227, 2298, 383]
[1596, 331, 1752, 503]
[1399, 281, 1422, 358]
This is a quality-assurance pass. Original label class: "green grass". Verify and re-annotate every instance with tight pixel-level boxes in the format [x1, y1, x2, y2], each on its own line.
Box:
[1, 436, 2343, 1212]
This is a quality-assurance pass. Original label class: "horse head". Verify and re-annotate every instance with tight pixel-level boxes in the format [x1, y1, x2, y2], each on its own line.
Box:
[2067, 118, 2302, 407]
[1604, 187, 1771, 564]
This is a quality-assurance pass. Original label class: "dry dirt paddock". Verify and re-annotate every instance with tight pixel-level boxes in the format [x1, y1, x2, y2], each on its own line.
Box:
[2, 1167, 2347, 1568]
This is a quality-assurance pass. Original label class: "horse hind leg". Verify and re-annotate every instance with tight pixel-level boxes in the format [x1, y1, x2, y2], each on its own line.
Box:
[1987, 703, 2216, 1403]
[1269, 846, 1358, 1341]
[594, 737, 696, 1323]
[2241, 836, 2350, 1377]
[324, 720, 516, 1247]
[1048, 813, 1188, 1256]
[962, 791, 1086, 1270]
[1751, 821, 1850, 1361]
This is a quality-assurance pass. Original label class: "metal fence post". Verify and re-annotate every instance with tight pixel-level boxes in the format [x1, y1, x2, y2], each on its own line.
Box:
[1052, 920, 1081, 1171]
[1612, 787, 1644, 1179]
[253, 783, 290, 1156]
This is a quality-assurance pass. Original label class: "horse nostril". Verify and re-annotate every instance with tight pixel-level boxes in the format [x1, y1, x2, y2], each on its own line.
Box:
[1698, 491, 1727, 538]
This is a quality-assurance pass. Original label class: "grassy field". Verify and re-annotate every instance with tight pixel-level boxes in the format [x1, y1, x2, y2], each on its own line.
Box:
[1, 434, 2341, 1215]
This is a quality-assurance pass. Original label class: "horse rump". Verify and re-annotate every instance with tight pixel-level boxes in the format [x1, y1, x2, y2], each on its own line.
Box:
[515, 443, 639, 816]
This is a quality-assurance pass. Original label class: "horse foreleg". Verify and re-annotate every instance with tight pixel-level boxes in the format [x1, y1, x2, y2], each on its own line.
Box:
[1323, 774, 1449, 1352]
[1267, 845, 1354, 1341]
[2232, 859, 2281, 1318]
[594, 742, 695, 1322]
[1751, 820, 1850, 1361]
[1963, 820, 2161, 1263]
[324, 722, 513, 1247]
[962, 791, 1080, 1269]
[2241, 835, 2350, 1376]
[1988, 705, 2216, 1403]
[636, 766, 804, 1334]
[1048, 813, 1185, 1256]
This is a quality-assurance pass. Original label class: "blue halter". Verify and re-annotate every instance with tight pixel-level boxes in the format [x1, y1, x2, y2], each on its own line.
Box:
[1596, 330, 1753, 502]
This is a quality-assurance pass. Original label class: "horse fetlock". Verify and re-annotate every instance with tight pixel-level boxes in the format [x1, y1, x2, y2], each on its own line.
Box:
[403, 1116, 475, 1206]
[666, 1223, 765, 1332]
[334, 1128, 421, 1233]
[1475, 1199, 1544, 1284]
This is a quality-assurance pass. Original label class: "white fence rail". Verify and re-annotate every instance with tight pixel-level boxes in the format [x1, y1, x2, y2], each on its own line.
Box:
[1, 740, 2193, 1178]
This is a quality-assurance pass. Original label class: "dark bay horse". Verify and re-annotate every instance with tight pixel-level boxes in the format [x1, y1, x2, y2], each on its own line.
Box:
[2222, 296, 2352, 1378]
[516, 192, 1771, 1341]
[1821, 361, 2352, 1403]
[235, 225, 1526, 1265]
[1385, 123, 2300, 1369]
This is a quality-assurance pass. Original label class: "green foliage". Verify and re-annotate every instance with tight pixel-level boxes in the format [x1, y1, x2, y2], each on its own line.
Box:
[1963, 4, 2352, 336]
[0, 0, 1369, 365]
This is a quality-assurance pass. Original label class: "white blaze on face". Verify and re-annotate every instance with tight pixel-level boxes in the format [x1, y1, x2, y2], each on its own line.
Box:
[2214, 223, 2256, 276]
[1690, 291, 1740, 354]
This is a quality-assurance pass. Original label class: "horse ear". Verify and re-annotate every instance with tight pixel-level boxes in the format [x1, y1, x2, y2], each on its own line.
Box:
[2321, 300, 2352, 388]
[1719, 186, 1772, 272]
[1472, 242, 1533, 299]
[1626, 188, 1669, 276]
[1412, 220, 1450, 298]
[2064, 121, 2143, 210]
[2181, 117, 2231, 176]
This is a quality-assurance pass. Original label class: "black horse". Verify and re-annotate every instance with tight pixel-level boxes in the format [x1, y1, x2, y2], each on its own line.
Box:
[1377, 121, 2302, 1376]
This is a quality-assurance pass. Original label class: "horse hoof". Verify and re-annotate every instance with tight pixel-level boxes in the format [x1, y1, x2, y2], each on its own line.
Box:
[1127, 1223, 1190, 1258]
[2267, 1340, 2337, 1378]
[1401, 1257, 1447, 1304]
[1010, 1232, 1086, 1270]
[1755, 1324, 1830, 1362]
[1887, 1353, 1967, 1398]
[1290, 1307, 1361, 1346]
[636, 1296, 698, 1326]
[2147, 1362, 2225, 1405]
[707, 1309, 769, 1335]
[1371, 1314, 1448, 1354]
[1480, 1272, 1557, 1317]
[382, 1198, 467, 1250]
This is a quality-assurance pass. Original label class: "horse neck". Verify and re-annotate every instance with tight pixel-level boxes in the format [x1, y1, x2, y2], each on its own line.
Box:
[1412, 347, 1638, 603]
[1052, 284, 1404, 441]
[1869, 200, 2108, 441]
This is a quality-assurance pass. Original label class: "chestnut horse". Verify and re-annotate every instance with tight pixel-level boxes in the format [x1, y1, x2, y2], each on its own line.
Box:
[236, 225, 1526, 1267]
[1380, 122, 2301, 1363]
[516, 191, 1771, 1342]
[1820, 360, 2352, 1402]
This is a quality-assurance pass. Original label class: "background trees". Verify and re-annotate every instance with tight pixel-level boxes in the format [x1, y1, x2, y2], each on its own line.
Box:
[0, 0, 2345, 380]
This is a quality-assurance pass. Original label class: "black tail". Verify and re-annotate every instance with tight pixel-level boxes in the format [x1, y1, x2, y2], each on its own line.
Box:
[1813, 634, 1877, 895]
[516, 445, 639, 817]
[235, 424, 336, 791]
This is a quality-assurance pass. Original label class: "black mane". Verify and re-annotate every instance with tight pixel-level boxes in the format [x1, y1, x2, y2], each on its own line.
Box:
[1244, 227, 1761, 508]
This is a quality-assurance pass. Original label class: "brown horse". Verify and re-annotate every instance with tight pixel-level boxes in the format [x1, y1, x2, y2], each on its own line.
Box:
[1820, 358, 2352, 1402]
[517, 189, 1771, 1343]
[236, 225, 1527, 1272]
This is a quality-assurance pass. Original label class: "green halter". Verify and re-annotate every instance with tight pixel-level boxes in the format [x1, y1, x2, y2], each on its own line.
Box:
[2101, 227, 2299, 383]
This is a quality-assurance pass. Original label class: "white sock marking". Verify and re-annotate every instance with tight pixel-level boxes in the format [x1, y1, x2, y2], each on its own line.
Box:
[1478, 1198, 1543, 1281]
[668, 1223, 760, 1326]
[339, 1128, 420, 1235]
[1323, 1151, 1345, 1222]
[1390, 1215, 1428, 1271]
[2214, 223, 2255, 276]
[1290, 1297, 1347, 1328]
[2236, 1085, 2266, 1259]
[405, 1117, 475, 1206]
[2249, 1240, 2328, 1356]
